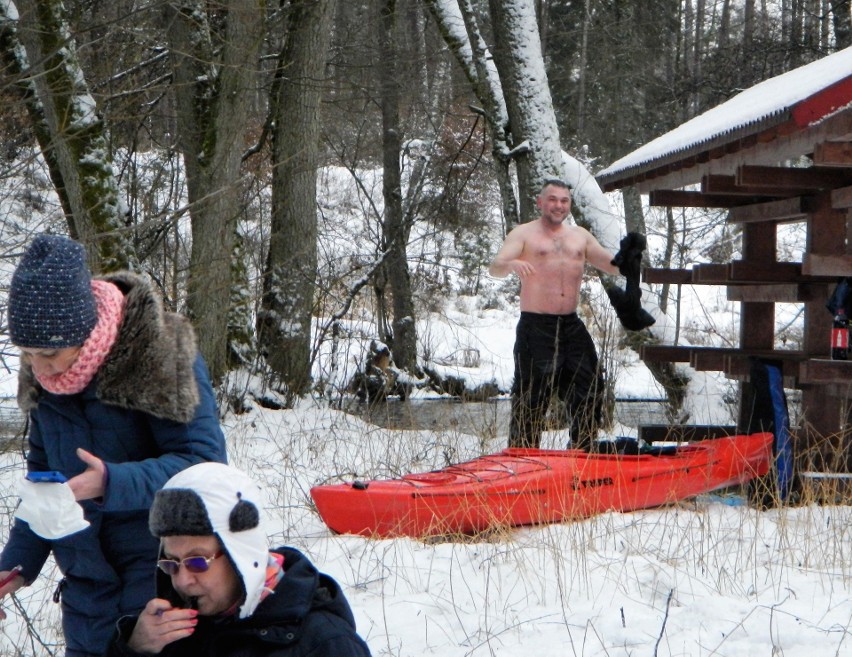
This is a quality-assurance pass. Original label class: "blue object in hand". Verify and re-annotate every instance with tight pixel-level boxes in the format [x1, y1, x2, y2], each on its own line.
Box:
[25, 471, 68, 483]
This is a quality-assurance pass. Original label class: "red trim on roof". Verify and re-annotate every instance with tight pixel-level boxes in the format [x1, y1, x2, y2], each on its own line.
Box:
[792, 76, 852, 127]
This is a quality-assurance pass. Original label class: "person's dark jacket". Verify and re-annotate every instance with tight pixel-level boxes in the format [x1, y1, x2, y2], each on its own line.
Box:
[107, 547, 373, 657]
[0, 271, 227, 656]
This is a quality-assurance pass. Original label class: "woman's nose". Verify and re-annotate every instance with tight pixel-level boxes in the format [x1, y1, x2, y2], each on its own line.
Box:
[29, 356, 52, 377]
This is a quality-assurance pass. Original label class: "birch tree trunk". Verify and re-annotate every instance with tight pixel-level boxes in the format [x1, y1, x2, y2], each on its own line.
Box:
[488, 0, 564, 222]
[2, 0, 135, 272]
[260, 0, 336, 397]
[163, 0, 264, 382]
[423, 0, 519, 229]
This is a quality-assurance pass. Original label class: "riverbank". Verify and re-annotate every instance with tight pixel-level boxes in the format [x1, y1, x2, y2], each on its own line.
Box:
[342, 396, 677, 437]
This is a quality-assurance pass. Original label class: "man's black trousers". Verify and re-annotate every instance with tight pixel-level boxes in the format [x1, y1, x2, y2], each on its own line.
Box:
[509, 312, 604, 450]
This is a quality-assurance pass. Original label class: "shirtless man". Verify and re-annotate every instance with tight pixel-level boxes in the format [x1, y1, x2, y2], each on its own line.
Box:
[489, 179, 619, 450]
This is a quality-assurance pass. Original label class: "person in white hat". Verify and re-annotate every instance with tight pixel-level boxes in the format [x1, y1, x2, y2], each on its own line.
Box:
[107, 462, 372, 657]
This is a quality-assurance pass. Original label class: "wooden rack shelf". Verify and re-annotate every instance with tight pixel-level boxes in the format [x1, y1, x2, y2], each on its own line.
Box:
[598, 66, 852, 456]
[643, 262, 838, 286]
[798, 359, 852, 385]
[640, 345, 806, 380]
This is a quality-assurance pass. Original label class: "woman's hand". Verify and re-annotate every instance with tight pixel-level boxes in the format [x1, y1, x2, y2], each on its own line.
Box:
[0, 569, 24, 621]
[67, 448, 106, 501]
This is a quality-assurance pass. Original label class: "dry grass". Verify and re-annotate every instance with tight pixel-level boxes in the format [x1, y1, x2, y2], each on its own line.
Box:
[1, 401, 850, 655]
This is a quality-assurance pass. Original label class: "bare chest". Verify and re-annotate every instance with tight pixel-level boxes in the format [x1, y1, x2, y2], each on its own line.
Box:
[526, 231, 585, 266]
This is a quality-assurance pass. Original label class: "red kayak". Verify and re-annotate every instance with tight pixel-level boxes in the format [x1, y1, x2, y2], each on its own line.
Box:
[310, 433, 773, 538]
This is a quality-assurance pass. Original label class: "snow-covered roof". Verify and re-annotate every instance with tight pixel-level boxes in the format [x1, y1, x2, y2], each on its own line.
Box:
[597, 47, 852, 188]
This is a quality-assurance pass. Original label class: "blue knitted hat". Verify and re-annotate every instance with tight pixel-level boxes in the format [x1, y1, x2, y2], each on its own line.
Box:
[8, 235, 98, 348]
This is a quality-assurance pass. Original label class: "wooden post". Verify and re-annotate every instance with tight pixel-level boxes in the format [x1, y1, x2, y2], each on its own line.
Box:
[801, 192, 848, 469]
[736, 222, 777, 429]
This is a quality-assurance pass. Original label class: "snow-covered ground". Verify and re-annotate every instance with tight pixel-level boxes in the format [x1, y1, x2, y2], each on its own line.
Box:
[0, 152, 849, 655]
[1, 332, 850, 656]
[3, 397, 852, 656]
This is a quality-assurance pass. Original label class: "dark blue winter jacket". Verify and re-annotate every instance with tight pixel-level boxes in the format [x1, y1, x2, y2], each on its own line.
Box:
[0, 272, 227, 657]
[107, 547, 372, 657]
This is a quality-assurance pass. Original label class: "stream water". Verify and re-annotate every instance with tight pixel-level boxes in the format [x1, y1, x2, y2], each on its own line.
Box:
[345, 397, 672, 438]
[0, 396, 673, 444]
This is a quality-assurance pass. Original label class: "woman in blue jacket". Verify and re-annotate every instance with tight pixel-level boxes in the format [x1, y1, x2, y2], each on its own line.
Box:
[0, 235, 227, 657]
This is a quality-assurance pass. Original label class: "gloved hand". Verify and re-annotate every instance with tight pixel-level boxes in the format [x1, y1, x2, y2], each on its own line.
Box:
[611, 232, 647, 281]
[607, 232, 654, 331]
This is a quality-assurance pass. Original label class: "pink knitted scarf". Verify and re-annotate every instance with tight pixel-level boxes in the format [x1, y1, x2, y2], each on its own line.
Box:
[36, 280, 125, 395]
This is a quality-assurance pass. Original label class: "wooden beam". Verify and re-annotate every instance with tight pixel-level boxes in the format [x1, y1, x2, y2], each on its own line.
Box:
[723, 354, 802, 381]
[727, 283, 829, 303]
[667, 346, 734, 370]
[648, 189, 768, 208]
[721, 348, 807, 361]
[799, 359, 852, 385]
[742, 221, 776, 262]
[800, 386, 844, 442]
[729, 260, 802, 282]
[796, 282, 833, 303]
[813, 141, 852, 167]
[641, 265, 831, 286]
[740, 301, 775, 351]
[640, 345, 692, 362]
[692, 263, 730, 283]
[802, 253, 852, 277]
[728, 196, 813, 223]
[832, 185, 852, 209]
[640, 345, 814, 388]
[702, 174, 808, 197]
[642, 254, 832, 284]
[727, 284, 800, 303]
[642, 268, 691, 285]
[820, 383, 852, 399]
[691, 350, 728, 371]
[737, 164, 852, 189]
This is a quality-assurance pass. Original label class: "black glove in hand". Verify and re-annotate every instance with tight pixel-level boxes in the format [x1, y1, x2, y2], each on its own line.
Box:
[611, 232, 647, 281]
[607, 232, 654, 331]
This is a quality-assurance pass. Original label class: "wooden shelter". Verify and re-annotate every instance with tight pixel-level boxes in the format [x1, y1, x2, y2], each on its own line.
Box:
[596, 48, 852, 473]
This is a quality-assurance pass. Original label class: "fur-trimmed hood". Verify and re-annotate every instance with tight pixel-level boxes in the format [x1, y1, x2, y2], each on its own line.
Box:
[18, 271, 201, 423]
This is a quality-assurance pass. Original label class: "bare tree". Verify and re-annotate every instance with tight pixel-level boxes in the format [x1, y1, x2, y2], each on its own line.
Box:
[259, 0, 337, 397]
[424, 0, 519, 229]
[830, 0, 851, 48]
[163, 0, 264, 382]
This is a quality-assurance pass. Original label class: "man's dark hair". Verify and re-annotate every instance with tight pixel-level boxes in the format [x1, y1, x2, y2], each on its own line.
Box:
[540, 178, 571, 192]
